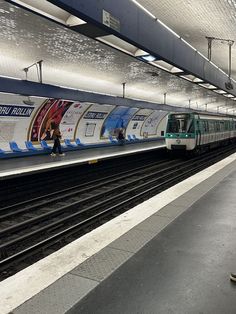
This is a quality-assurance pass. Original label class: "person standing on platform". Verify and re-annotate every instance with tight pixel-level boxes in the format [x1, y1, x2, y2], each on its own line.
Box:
[117, 128, 125, 145]
[50, 126, 65, 157]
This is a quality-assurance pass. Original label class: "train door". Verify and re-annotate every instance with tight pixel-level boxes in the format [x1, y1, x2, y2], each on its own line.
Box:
[196, 120, 201, 147]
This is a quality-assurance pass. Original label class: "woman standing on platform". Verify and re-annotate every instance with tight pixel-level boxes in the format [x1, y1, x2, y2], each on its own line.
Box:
[50, 126, 65, 157]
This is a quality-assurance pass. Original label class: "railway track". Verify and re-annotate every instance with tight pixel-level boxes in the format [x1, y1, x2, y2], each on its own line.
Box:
[0, 149, 163, 208]
[0, 146, 235, 281]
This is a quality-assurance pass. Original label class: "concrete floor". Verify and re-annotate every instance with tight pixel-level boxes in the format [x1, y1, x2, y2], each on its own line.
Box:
[69, 169, 236, 314]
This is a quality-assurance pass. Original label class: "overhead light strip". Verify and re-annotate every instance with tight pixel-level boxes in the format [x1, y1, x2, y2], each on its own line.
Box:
[198, 83, 217, 89]
[131, 0, 156, 19]
[179, 74, 204, 83]
[197, 51, 208, 61]
[180, 38, 197, 51]
[0, 75, 22, 80]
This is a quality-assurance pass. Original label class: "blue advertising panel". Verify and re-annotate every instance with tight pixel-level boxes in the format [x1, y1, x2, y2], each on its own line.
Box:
[101, 106, 138, 137]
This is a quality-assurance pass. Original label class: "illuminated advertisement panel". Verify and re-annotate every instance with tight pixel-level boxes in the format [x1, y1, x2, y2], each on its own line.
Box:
[30, 99, 72, 141]
[101, 106, 138, 138]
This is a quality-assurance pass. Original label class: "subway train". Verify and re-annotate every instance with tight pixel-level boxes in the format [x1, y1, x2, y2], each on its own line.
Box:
[165, 112, 236, 153]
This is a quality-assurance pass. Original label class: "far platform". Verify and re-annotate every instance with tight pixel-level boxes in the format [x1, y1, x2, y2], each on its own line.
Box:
[0, 140, 165, 179]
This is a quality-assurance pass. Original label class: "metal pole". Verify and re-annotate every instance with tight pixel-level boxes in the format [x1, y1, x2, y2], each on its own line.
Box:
[122, 82, 126, 98]
[229, 43, 232, 79]
[208, 39, 212, 61]
[205, 103, 208, 111]
[164, 93, 167, 105]
[188, 99, 191, 109]
[23, 68, 28, 80]
[206, 37, 213, 61]
[38, 60, 43, 83]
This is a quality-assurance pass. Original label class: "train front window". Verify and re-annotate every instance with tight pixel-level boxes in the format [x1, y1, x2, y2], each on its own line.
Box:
[167, 114, 194, 133]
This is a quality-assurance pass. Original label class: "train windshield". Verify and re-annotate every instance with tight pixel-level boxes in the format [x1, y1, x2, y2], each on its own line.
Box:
[167, 114, 194, 133]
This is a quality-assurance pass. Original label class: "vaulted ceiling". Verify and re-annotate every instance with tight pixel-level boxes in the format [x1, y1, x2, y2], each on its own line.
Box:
[1, 0, 236, 114]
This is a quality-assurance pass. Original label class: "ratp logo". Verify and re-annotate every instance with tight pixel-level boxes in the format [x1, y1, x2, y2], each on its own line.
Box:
[176, 139, 181, 144]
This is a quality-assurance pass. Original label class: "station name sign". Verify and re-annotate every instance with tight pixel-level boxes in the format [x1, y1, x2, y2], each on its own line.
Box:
[0, 104, 34, 117]
[83, 111, 108, 119]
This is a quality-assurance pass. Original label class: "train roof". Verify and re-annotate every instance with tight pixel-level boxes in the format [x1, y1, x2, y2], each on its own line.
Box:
[169, 111, 236, 120]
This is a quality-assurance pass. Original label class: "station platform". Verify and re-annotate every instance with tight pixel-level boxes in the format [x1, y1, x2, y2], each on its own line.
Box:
[0, 140, 165, 179]
[1, 152, 236, 314]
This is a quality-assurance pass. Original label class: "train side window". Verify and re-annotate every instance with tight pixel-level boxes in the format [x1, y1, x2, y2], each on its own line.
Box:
[208, 121, 212, 132]
[220, 121, 224, 131]
[202, 121, 206, 133]
[225, 121, 229, 131]
[201, 121, 208, 133]
[196, 120, 200, 131]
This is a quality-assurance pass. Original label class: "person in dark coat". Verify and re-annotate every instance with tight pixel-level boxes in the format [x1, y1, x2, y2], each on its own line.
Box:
[117, 129, 125, 145]
[50, 126, 65, 156]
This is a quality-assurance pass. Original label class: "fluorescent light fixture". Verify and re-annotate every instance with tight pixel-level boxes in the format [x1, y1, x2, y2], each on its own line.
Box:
[66, 15, 87, 26]
[197, 51, 209, 61]
[23, 97, 35, 106]
[0, 91, 19, 96]
[97, 35, 157, 62]
[150, 60, 184, 73]
[58, 85, 79, 90]
[131, 0, 156, 19]
[209, 61, 220, 70]
[179, 74, 204, 83]
[157, 19, 180, 38]
[231, 97, 236, 100]
[134, 49, 157, 62]
[134, 49, 149, 57]
[181, 38, 197, 51]
[218, 68, 227, 75]
[198, 83, 217, 89]
[214, 89, 227, 94]
[10, 0, 87, 26]
[223, 94, 234, 98]
[0, 75, 22, 80]
[30, 95, 46, 99]
[139, 55, 156, 62]
[96, 34, 139, 56]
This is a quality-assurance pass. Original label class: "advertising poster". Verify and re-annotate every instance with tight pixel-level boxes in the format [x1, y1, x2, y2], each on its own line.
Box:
[60, 102, 91, 140]
[101, 106, 138, 138]
[76, 104, 114, 143]
[126, 108, 153, 135]
[141, 111, 168, 136]
[30, 99, 73, 141]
